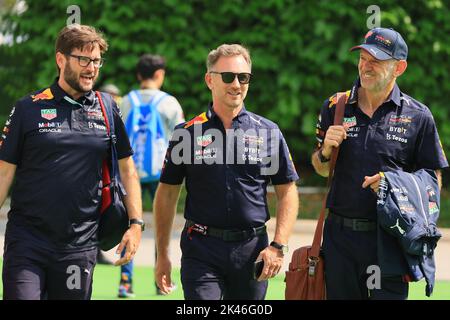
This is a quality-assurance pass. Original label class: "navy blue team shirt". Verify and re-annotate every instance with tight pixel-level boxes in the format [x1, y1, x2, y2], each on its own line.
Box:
[316, 78, 448, 220]
[0, 81, 133, 251]
[160, 104, 299, 229]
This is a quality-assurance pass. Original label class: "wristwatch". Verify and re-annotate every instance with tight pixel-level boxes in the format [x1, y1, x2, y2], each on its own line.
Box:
[318, 148, 330, 163]
[129, 218, 145, 231]
[270, 241, 289, 255]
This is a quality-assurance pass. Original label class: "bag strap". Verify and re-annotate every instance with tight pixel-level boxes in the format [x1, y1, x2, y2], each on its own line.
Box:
[96, 91, 121, 182]
[310, 92, 346, 258]
[148, 91, 169, 140]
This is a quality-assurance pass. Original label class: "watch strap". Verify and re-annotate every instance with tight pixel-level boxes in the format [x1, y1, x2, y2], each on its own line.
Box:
[129, 218, 145, 231]
[318, 148, 330, 163]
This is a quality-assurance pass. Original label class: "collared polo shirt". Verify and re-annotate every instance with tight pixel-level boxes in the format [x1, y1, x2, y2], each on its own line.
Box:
[316, 78, 448, 220]
[160, 104, 299, 229]
[0, 82, 133, 251]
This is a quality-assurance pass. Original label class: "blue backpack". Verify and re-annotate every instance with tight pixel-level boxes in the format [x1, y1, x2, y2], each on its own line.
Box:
[125, 90, 169, 182]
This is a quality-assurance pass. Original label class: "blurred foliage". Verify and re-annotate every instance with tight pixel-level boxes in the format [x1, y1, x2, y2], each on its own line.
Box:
[0, 0, 449, 185]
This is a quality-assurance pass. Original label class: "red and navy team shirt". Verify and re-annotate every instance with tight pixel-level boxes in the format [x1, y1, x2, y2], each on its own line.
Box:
[316, 78, 448, 220]
[0, 81, 133, 251]
[160, 104, 299, 229]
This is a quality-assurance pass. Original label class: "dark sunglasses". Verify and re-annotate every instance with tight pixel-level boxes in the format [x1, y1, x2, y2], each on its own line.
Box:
[209, 71, 252, 84]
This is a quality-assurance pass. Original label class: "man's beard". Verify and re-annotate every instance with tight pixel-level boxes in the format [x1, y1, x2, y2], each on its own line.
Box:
[64, 62, 96, 94]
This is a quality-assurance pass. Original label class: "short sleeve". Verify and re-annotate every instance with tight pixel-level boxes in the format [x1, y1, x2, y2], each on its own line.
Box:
[414, 109, 448, 170]
[159, 126, 187, 185]
[0, 103, 24, 165]
[315, 98, 334, 149]
[268, 128, 299, 185]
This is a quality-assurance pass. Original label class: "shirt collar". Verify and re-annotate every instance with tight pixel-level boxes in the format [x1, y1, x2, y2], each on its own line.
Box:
[347, 78, 360, 104]
[206, 103, 249, 122]
[386, 83, 402, 106]
[349, 77, 402, 107]
[50, 78, 96, 106]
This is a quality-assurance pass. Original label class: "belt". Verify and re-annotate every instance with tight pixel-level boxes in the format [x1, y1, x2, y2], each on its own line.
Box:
[185, 220, 267, 242]
[328, 212, 376, 232]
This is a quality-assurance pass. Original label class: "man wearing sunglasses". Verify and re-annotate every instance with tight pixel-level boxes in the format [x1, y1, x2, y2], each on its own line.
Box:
[0, 24, 143, 299]
[154, 44, 299, 299]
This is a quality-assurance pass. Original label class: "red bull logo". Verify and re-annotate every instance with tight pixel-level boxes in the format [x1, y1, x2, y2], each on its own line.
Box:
[184, 112, 208, 129]
[328, 91, 350, 108]
[364, 31, 373, 39]
[375, 35, 392, 46]
[32, 88, 54, 102]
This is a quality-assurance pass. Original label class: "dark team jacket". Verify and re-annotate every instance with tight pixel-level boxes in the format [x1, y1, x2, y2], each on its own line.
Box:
[160, 104, 299, 229]
[377, 169, 441, 296]
[316, 78, 448, 220]
[0, 82, 133, 251]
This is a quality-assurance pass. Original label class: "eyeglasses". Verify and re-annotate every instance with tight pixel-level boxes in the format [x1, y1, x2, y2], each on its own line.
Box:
[209, 71, 252, 84]
[68, 54, 104, 68]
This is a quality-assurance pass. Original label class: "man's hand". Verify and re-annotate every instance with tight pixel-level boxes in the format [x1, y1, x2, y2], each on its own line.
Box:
[362, 174, 381, 193]
[321, 125, 347, 158]
[114, 224, 142, 266]
[155, 254, 175, 295]
[255, 246, 284, 281]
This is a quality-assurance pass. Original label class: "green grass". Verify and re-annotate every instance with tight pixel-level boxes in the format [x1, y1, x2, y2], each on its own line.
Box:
[0, 260, 448, 300]
[90, 264, 288, 300]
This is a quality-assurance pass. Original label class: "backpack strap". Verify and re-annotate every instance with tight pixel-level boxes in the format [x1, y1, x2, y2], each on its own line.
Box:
[128, 90, 169, 110]
[148, 91, 169, 139]
[128, 90, 142, 109]
[150, 91, 170, 110]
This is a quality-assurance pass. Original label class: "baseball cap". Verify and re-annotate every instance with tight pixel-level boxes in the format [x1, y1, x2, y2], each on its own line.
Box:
[350, 27, 408, 61]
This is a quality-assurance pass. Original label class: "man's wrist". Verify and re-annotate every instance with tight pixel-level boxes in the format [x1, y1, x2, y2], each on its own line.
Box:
[318, 148, 331, 163]
[270, 241, 289, 256]
[129, 218, 145, 231]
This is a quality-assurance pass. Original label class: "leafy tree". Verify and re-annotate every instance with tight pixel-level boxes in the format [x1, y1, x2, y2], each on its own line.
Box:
[0, 0, 448, 184]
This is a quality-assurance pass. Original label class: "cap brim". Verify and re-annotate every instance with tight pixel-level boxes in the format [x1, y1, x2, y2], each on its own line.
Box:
[350, 44, 393, 61]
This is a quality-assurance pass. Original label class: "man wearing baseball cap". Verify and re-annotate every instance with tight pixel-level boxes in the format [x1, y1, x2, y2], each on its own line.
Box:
[311, 27, 448, 299]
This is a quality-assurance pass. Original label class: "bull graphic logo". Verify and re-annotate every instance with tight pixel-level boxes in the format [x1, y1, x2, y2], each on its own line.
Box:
[32, 88, 54, 102]
[364, 31, 374, 39]
[184, 112, 208, 129]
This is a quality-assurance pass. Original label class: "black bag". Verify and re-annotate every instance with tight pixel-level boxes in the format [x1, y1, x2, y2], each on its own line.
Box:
[96, 91, 129, 251]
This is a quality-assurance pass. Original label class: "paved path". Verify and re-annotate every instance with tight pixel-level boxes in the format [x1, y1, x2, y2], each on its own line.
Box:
[1, 209, 448, 280]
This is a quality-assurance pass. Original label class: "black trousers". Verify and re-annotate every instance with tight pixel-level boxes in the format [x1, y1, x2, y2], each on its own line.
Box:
[322, 216, 408, 300]
[2, 238, 97, 300]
